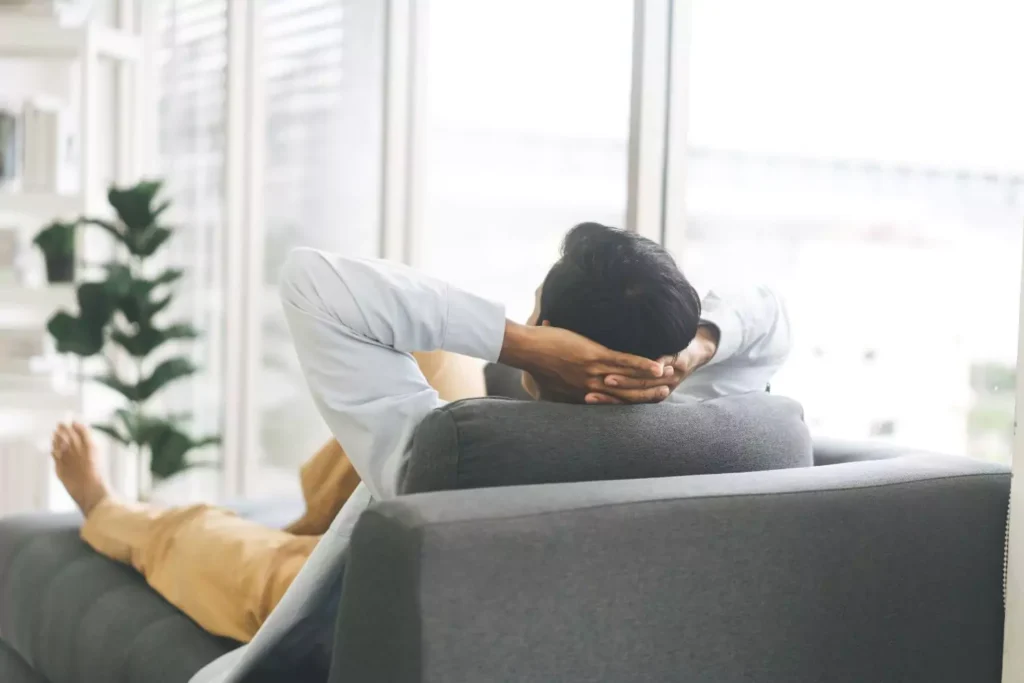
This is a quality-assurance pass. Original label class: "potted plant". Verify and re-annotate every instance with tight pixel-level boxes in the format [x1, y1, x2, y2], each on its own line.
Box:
[45, 180, 219, 496]
[32, 220, 76, 283]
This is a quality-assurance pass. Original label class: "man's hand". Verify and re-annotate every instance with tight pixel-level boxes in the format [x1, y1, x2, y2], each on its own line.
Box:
[586, 324, 720, 405]
[499, 321, 670, 402]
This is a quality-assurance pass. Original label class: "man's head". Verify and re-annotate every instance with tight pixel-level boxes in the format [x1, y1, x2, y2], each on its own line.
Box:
[523, 222, 702, 399]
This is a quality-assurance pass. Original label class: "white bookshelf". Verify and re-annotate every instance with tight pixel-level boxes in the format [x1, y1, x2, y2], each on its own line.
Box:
[0, 15, 141, 61]
[0, 191, 83, 218]
[0, 4, 148, 511]
[0, 282, 75, 317]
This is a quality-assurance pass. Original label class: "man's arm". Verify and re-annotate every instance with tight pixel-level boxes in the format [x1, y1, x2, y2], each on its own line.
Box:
[279, 248, 506, 500]
[280, 249, 667, 499]
[595, 285, 792, 402]
[683, 284, 792, 396]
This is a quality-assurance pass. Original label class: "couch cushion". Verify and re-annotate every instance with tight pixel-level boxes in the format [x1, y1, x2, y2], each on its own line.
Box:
[0, 639, 44, 683]
[0, 513, 242, 683]
[401, 392, 811, 494]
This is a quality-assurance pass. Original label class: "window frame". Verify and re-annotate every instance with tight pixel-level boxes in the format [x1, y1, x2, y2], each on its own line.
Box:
[146, 0, 683, 499]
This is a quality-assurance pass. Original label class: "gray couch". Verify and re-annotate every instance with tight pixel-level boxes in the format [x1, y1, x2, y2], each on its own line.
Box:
[0, 368, 1010, 682]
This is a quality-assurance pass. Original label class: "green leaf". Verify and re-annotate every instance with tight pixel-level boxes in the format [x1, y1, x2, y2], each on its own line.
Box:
[151, 198, 172, 221]
[82, 218, 125, 246]
[138, 357, 197, 400]
[108, 180, 164, 235]
[148, 425, 219, 480]
[94, 370, 137, 401]
[92, 422, 130, 446]
[77, 282, 116, 320]
[110, 322, 199, 357]
[102, 264, 134, 297]
[47, 311, 106, 356]
[45, 282, 117, 356]
[95, 356, 197, 402]
[133, 226, 172, 257]
[119, 294, 163, 327]
[114, 409, 170, 445]
[148, 268, 184, 289]
[110, 268, 182, 326]
[98, 410, 219, 480]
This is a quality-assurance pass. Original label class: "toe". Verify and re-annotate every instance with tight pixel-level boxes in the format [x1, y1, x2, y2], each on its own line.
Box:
[63, 423, 83, 455]
[72, 422, 92, 449]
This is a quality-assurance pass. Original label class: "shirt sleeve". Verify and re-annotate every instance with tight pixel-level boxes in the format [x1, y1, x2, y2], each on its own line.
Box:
[279, 248, 506, 499]
[679, 284, 792, 398]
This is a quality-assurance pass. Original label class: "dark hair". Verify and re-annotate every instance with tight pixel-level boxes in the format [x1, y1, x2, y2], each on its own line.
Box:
[538, 222, 701, 359]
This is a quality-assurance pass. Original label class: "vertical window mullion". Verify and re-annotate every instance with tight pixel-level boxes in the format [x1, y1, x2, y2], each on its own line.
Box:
[626, 0, 671, 243]
[380, 0, 421, 264]
[221, 0, 252, 499]
[662, 0, 692, 256]
[240, 0, 267, 497]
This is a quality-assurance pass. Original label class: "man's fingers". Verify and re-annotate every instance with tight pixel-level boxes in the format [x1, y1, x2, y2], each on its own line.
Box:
[596, 353, 665, 378]
[585, 392, 624, 405]
[604, 374, 678, 390]
[600, 386, 672, 404]
[593, 362, 668, 380]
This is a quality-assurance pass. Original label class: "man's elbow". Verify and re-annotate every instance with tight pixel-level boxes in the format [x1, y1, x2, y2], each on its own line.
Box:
[278, 247, 323, 307]
[764, 289, 794, 364]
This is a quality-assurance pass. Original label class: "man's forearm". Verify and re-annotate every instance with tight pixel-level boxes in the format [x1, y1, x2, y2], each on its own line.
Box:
[497, 321, 538, 373]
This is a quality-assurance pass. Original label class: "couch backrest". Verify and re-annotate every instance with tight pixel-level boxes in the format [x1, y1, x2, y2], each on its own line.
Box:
[401, 393, 813, 494]
[335, 454, 1010, 683]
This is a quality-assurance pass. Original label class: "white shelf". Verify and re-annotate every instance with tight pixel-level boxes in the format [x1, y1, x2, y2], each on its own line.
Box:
[0, 283, 75, 320]
[0, 16, 141, 61]
[0, 191, 84, 218]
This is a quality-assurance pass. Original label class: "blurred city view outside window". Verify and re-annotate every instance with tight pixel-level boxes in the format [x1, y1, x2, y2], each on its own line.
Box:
[155, 0, 1024, 491]
[418, 0, 634, 322]
[681, 0, 1024, 462]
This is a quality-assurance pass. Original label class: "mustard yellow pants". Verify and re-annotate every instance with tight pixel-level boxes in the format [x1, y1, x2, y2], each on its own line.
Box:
[80, 351, 486, 643]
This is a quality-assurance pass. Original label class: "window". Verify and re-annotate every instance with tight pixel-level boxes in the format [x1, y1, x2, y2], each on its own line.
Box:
[417, 0, 634, 321]
[157, 0, 228, 495]
[254, 0, 384, 492]
[683, 0, 1024, 462]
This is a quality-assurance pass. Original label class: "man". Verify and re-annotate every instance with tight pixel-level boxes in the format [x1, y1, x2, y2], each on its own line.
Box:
[50, 222, 789, 647]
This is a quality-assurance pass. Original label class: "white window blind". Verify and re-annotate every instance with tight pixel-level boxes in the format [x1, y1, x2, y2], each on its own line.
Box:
[155, 0, 229, 490]
[262, 0, 346, 283]
[254, 0, 384, 491]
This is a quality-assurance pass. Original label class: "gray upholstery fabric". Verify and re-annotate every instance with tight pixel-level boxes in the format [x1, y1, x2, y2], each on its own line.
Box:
[402, 393, 813, 494]
[0, 500, 303, 683]
[811, 436, 947, 466]
[483, 361, 532, 400]
[0, 513, 239, 683]
[482, 361, 932, 470]
[335, 455, 1010, 683]
[0, 640, 44, 683]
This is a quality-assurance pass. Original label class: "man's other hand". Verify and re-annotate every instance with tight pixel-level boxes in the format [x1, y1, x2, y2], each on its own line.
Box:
[587, 324, 720, 405]
[500, 321, 668, 401]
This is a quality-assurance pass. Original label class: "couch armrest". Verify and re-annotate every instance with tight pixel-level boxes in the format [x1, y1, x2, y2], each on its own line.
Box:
[812, 436, 958, 466]
[331, 455, 1009, 683]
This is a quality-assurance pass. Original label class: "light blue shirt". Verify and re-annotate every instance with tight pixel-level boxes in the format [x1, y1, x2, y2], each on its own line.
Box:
[279, 248, 793, 503]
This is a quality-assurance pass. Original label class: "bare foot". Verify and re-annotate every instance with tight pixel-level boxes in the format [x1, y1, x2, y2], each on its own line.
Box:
[51, 422, 109, 517]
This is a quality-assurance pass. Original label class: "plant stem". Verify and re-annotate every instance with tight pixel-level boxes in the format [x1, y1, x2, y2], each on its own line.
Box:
[131, 254, 147, 500]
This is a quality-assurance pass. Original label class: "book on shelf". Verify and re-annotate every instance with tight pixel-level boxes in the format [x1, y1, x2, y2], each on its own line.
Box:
[0, 225, 19, 284]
